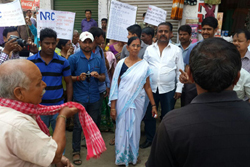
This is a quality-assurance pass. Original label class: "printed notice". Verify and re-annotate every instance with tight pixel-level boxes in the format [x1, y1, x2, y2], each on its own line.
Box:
[37, 9, 75, 40]
[107, 0, 137, 42]
[144, 5, 167, 26]
[0, 0, 25, 27]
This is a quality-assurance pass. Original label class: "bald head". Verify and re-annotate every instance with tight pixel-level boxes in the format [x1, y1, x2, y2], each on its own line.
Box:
[73, 30, 79, 35]
[0, 59, 39, 75]
[0, 59, 41, 99]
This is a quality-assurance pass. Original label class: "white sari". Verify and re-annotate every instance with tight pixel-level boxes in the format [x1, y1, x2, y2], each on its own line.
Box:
[109, 58, 152, 166]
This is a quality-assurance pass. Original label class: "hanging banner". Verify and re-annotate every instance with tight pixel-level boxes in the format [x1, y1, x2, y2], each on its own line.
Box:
[144, 5, 167, 26]
[0, 0, 26, 27]
[107, 0, 137, 42]
[21, 0, 40, 11]
[37, 9, 75, 40]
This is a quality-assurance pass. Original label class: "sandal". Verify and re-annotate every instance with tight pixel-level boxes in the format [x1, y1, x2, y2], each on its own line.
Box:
[109, 137, 115, 146]
[72, 152, 82, 166]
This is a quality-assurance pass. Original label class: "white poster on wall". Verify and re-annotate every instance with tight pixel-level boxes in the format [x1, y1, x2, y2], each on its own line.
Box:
[107, 0, 137, 42]
[37, 9, 75, 40]
[144, 5, 167, 27]
[0, 0, 25, 27]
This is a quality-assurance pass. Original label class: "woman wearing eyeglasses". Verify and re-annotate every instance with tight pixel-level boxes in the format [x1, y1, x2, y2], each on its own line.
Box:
[109, 37, 157, 166]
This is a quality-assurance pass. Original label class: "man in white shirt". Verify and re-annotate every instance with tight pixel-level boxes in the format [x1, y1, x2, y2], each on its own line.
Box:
[233, 68, 250, 100]
[141, 22, 184, 149]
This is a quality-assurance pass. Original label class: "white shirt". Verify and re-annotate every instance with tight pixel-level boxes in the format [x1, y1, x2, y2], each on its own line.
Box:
[144, 42, 184, 94]
[233, 68, 250, 100]
[0, 106, 57, 167]
[72, 42, 80, 53]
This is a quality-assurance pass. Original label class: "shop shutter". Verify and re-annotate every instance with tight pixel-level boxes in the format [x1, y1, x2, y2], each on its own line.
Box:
[117, 0, 179, 43]
[54, 0, 98, 33]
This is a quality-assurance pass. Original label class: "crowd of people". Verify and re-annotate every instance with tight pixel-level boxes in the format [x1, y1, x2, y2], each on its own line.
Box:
[0, 7, 250, 167]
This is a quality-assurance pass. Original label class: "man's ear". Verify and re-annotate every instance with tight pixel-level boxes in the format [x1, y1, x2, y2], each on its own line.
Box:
[247, 39, 250, 46]
[213, 27, 219, 36]
[56, 38, 59, 45]
[3, 36, 7, 43]
[170, 32, 174, 38]
[126, 45, 129, 51]
[187, 66, 195, 83]
[232, 71, 241, 86]
[13, 87, 25, 101]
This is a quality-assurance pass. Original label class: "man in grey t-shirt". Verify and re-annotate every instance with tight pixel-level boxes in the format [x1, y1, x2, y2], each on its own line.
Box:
[120, 24, 148, 59]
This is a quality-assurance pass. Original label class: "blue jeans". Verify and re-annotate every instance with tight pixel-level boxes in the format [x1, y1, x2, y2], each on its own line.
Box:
[72, 100, 100, 152]
[40, 113, 59, 132]
[144, 89, 176, 142]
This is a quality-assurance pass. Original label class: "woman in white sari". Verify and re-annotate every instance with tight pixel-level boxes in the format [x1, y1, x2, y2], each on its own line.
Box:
[109, 37, 157, 166]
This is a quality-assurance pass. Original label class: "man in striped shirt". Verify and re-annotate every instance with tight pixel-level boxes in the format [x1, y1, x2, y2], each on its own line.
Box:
[28, 28, 73, 131]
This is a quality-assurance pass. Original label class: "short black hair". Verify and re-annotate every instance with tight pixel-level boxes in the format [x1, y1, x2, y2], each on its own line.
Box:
[101, 18, 108, 23]
[85, 10, 92, 13]
[158, 22, 173, 31]
[3, 27, 18, 37]
[127, 36, 141, 46]
[127, 24, 142, 38]
[142, 27, 154, 37]
[178, 25, 192, 35]
[26, 10, 31, 13]
[88, 27, 104, 39]
[143, 12, 146, 17]
[233, 29, 250, 40]
[40, 28, 57, 42]
[189, 38, 241, 92]
[202, 17, 218, 29]
[57, 39, 70, 49]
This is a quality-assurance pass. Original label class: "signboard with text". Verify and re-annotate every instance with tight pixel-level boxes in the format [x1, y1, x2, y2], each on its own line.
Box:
[107, 0, 137, 42]
[21, 0, 40, 11]
[37, 9, 75, 40]
[0, 0, 25, 27]
[144, 5, 167, 26]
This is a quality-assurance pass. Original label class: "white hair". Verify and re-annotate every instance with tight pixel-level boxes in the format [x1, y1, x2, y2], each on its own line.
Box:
[0, 68, 31, 99]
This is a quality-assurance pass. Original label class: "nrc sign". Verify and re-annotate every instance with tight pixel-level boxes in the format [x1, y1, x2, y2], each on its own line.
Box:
[40, 12, 55, 21]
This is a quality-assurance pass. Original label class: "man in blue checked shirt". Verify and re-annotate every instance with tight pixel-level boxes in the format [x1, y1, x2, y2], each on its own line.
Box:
[68, 31, 106, 165]
[75, 27, 111, 128]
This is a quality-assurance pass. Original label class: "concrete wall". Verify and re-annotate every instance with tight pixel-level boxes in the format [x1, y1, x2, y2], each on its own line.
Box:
[98, 0, 108, 27]
[40, 0, 52, 10]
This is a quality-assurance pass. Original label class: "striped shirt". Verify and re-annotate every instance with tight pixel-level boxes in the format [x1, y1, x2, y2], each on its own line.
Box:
[27, 51, 71, 105]
[241, 50, 250, 73]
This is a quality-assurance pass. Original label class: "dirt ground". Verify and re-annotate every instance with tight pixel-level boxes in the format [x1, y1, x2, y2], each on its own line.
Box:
[63, 99, 181, 167]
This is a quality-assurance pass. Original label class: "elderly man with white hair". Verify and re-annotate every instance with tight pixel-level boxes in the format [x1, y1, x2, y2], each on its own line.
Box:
[72, 30, 80, 53]
[0, 59, 77, 167]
